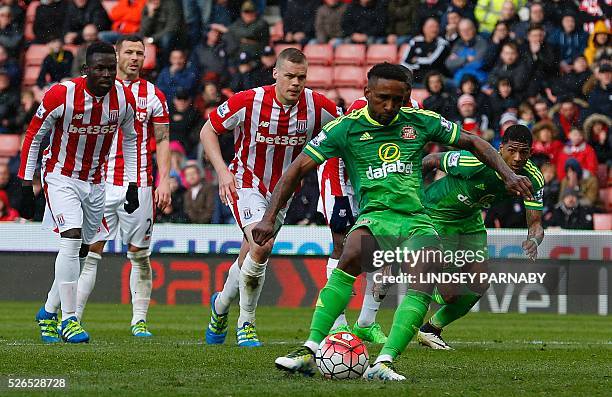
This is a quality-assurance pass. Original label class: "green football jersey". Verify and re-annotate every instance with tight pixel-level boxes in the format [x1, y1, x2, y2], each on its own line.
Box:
[304, 106, 461, 215]
[423, 150, 545, 222]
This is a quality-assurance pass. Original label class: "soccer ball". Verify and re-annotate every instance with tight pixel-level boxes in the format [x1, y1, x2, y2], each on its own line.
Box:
[315, 332, 369, 379]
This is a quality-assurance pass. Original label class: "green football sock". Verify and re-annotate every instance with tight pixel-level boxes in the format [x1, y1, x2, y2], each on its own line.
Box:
[308, 268, 356, 344]
[429, 290, 481, 329]
[379, 289, 431, 359]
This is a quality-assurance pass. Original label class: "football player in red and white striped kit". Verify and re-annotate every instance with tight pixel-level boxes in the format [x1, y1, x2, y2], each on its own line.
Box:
[201, 48, 341, 346]
[19, 42, 140, 343]
[318, 87, 420, 344]
[75, 36, 171, 338]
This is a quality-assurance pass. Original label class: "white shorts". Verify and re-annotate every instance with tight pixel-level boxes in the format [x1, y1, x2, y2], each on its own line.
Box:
[95, 184, 154, 248]
[42, 172, 105, 244]
[229, 188, 289, 232]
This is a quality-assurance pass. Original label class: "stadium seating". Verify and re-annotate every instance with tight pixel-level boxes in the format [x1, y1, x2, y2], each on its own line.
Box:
[269, 20, 284, 43]
[337, 87, 364, 106]
[597, 164, 609, 187]
[398, 43, 410, 63]
[333, 65, 367, 87]
[366, 44, 399, 65]
[306, 65, 333, 89]
[593, 213, 612, 230]
[24, 1, 39, 42]
[303, 44, 333, 65]
[22, 65, 40, 87]
[600, 187, 612, 212]
[334, 44, 366, 65]
[274, 43, 302, 55]
[24, 44, 48, 66]
[143, 44, 157, 70]
[0, 134, 21, 158]
[410, 88, 430, 106]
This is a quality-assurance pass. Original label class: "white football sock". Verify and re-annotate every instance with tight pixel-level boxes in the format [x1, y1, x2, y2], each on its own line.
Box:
[215, 258, 240, 314]
[237, 252, 267, 327]
[375, 354, 393, 364]
[76, 252, 101, 321]
[326, 257, 347, 328]
[51, 237, 81, 319]
[128, 250, 152, 325]
[357, 271, 382, 327]
[304, 340, 319, 354]
[44, 280, 60, 314]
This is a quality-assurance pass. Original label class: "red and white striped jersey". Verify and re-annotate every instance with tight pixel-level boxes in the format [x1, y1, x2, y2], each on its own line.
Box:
[319, 96, 419, 197]
[209, 85, 341, 196]
[19, 77, 138, 184]
[105, 78, 169, 187]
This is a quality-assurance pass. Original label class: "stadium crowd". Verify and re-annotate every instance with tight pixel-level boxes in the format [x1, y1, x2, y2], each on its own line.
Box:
[0, 0, 610, 229]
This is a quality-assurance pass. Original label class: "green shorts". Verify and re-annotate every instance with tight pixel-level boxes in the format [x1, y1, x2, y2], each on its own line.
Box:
[349, 209, 442, 252]
[428, 211, 489, 264]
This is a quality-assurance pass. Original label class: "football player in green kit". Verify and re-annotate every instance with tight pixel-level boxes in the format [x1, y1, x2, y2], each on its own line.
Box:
[252, 63, 534, 381]
[417, 124, 545, 350]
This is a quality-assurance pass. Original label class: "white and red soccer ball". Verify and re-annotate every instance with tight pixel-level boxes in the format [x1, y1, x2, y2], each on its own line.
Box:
[315, 332, 369, 379]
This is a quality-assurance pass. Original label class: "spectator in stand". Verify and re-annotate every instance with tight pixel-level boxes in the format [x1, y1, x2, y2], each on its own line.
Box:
[400, 17, 450, 83]
[282, 0, 318, 45]
[99, 0, 146, 43]
[517, 102, 535, 130]
[532, 120, 564, 167]
[512, 1, 550, 41]
[423, 71, 457, 119]
[140, 0, 181, 65]
[487, 41, 530, 98]
[252, 45, 275, 87]
[578, 0, 612, 34]
[534, 98, 551, 122]
[226, 1, 269, 59]
[583, 113, 611, 167]
[35, 37, 74, 91]
[557, 127, 599, 180]
[71, 24, 99, 77]
[170, 88, 203, 158]
[0, 69, 18, 134]
[484, 197, 526, 228]
[498, 0, 520, 33]
[157, 49, 198, 103]
[553, 96, 585, 139]
[169, 140, 187, 184]
[443, 9, 461, 45]
[455, 94, 492, 141]
[341, 0, 388, 44]
[547, 11, 589, 73]
[62, 0, 110, 45]
[33, 0, 67, 44]
[194, 82, 225, 120]
[191, 25, 235, 87]
[0, 44, 18, 87]
[498, 111, 518, 139]
[416, 0, 446, 28]
[156, 170, 187, 223]
[584, 20, 610, 66]
[542, 0, 579, 28]
[182, 0, 212, 46]
[548, 55, 591, 102]
[7, 88, 38, 134]
[208, 0, 233, 29]
[544, 188, 593, 230]
[457, 73, 491, 118]
[442, 0, 476, 28]
[483, 21, 511, 71]
[489, 78, 519, 127]
[230, 51, 257, 92]
[445, 18, 488, 86]
[183, 162, 216, 224]
[386, 0, 419, 45]
[0, 163, 20, 210]
[559, 158, 599, 208]
[540, 162, 560, 218]
[0, 6, 21, 57]
[314, 0, 347, 45]
[0, 0, 24, 30]
[522, 24, 560, 100]
[474, 0, 525, 35]
[588, 63, 611, 117]
[0, 189, 18, 221]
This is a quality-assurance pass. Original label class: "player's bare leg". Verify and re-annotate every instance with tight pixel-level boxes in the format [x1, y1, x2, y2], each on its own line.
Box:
[328, 230, 350, 332]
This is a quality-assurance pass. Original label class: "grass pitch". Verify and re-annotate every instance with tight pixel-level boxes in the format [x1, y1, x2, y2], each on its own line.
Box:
[0, 302, 610, 396]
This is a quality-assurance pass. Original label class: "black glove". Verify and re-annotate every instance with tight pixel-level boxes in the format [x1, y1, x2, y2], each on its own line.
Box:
[20, 184, 35, 219]
[124, 183, 140, 214]
[329, 195, 355, 233]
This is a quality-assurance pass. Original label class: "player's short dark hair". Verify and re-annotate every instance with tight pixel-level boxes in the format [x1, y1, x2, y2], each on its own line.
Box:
[367, 62, 411, 89]
[502, 124, 533, 146]
[116, 34, 144, 50]
[275, 48, 307, 68]
[397, 64, 413, 87]
[85, 41, 116, 65]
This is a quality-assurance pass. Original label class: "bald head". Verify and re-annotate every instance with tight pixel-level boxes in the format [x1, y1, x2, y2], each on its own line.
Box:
[458, 18, 476, 41]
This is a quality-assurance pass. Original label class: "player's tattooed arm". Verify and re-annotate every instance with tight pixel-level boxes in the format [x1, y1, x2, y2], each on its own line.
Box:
[455, 132, 534, 200]
[154, 123, 171, 210]
[421, 152, 445, 175]
[522, 209, 544, 261]
[252, 153, 318, 246]
[154, 123, 169, 143]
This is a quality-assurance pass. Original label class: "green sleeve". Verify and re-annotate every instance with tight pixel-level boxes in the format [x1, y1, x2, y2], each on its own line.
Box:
[419, 109, 461, 146]
[440, 150, 486, 179]
[523, 160, 545, 211]
[303, 118, 345, 165]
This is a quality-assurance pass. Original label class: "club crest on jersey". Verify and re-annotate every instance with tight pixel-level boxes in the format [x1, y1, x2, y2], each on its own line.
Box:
[138, 97, 147, 109]
[55, 213, 65, 226]
[243, 207, 252, 220]
[296, 119, 308, 132]
[109, 110, 119, 122]
[401, 125, 417, 140]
